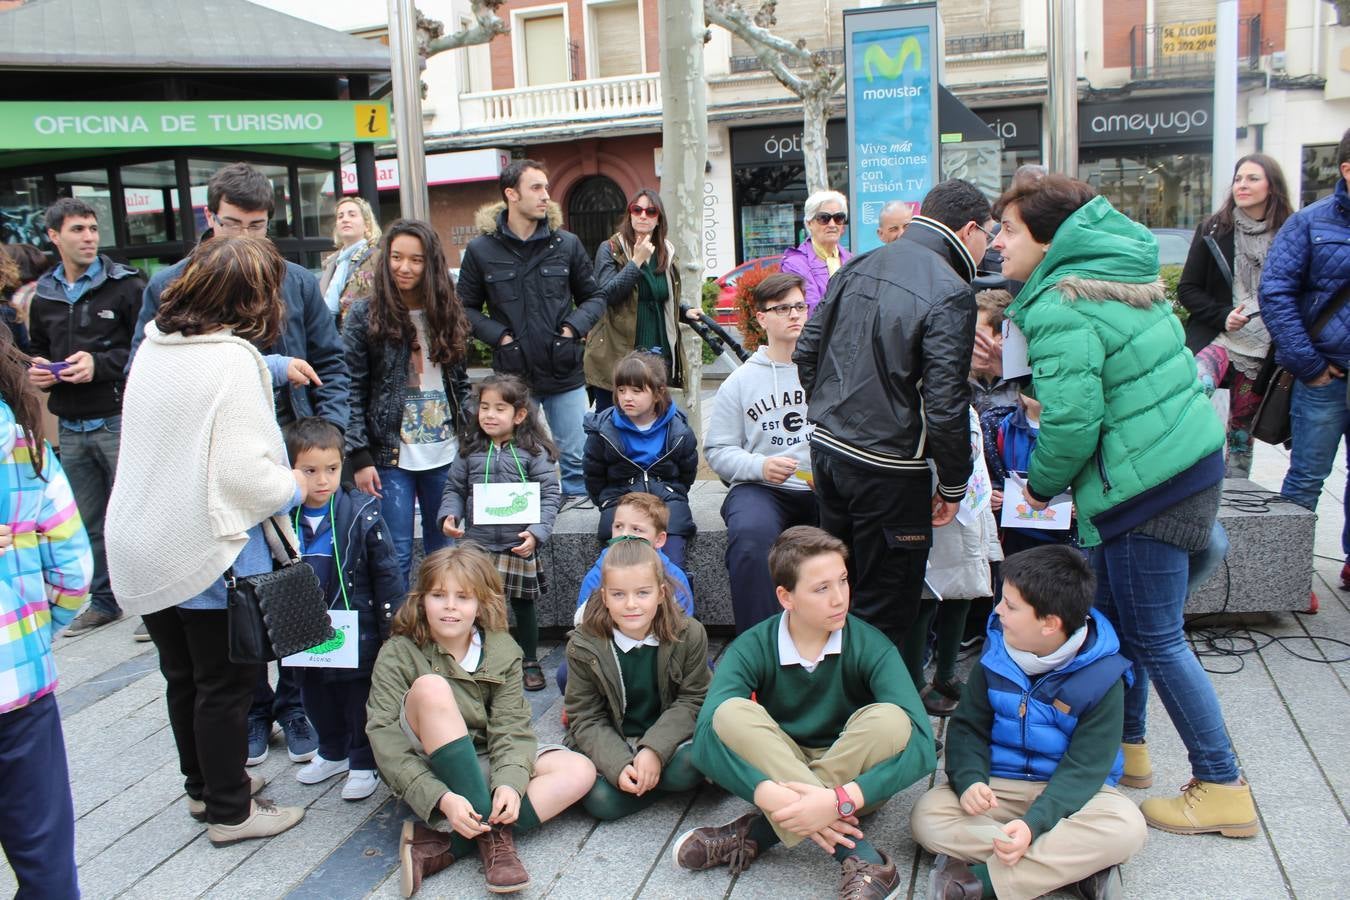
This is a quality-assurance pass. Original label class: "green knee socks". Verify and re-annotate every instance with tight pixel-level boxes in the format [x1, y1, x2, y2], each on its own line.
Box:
[581, 745, 703, 822]
[900, 599, 940, 687]
[970, 863, 995, 897]
[428, 735, 490, 816]
[511, 597, 539, 660]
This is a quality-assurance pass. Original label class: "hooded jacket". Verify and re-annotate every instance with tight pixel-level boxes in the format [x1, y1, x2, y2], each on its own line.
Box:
[436, 440, 562, 551]
[585, 234, 687, 390]
[29, 254, 144, 420]
[794, 215, 978, 501]
[1260, 178, 1350, 381]
[582, 405, 699, 535]
[457, 202, 607, 396]
[704, 346, 812, 490]
[1004, 196, 1225, 547]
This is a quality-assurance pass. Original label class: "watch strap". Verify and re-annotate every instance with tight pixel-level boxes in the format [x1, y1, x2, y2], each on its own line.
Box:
[834, 785, 855, 814]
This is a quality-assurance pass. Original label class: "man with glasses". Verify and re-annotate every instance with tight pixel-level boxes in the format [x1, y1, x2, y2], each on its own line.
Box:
[705, 272, 820, 633]
[130, 161, 349, 769]
[795, 179, 993, 675]
[781, 190, 853, 316]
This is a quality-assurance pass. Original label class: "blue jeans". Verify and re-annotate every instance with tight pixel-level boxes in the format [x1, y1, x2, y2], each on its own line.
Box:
[1187, 520, 1230, 596]
[1093, 531, 1240, 783]
[538, 384, 588, 496]
[380, 463, 452, 581]
[0, 693, 78, 899]
[60, 416, 122, 616]
[1282, 377, 1350, 556]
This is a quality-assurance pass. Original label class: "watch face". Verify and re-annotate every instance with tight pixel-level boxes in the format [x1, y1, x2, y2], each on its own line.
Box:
[839, 801, 856, 815]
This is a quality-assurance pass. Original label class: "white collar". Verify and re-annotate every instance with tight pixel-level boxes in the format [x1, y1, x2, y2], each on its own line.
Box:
[459, 627, 483, 674]
[613, 628, 660, 652]
[1006, 622, 1089, 677]
[776, 612, 843, 673]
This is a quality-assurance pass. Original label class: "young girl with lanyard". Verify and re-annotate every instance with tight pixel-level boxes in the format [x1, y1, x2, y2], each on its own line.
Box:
[284, 418, 406, 800]
[438, 374, 562, 691]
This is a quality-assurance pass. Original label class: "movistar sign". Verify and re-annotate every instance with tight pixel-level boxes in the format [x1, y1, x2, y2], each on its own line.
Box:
[863, 37, 924, 82]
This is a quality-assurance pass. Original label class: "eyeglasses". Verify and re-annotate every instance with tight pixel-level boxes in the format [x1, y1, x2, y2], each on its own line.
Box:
[761, 302, 809, 317]
[812, 212, 848, 226]
[215, 217, 269, 235]
[974, 222, 997, 240]
[629, 205, 660, 218]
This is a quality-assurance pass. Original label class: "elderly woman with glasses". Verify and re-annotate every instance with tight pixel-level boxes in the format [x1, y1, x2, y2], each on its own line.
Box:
[780, 189, 852, 316]
[586, 188, 698, 412]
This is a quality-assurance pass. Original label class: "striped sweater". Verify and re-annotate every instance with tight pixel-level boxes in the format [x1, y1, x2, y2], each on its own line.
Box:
[0, 398, 92, 714]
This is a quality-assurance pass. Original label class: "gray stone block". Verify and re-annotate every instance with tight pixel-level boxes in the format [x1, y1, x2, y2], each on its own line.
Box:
[1187, 479, 1316, 614]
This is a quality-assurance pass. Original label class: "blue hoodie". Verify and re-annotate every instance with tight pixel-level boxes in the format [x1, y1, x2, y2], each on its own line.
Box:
[612, 400, 678, 468]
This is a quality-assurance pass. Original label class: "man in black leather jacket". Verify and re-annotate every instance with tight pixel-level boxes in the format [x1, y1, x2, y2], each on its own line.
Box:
[457, 160, 606, 497]
[794, 179, 992, 665]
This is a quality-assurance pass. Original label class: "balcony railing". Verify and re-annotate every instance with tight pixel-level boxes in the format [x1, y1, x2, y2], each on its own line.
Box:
[727, 31, 1025, 75]
[459, 72, 661, 129]
[1129, 16, 1261, 81]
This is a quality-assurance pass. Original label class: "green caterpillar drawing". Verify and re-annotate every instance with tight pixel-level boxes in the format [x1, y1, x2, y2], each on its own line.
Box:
[307, 627, 345, 655]
[485, 490, 530, 517]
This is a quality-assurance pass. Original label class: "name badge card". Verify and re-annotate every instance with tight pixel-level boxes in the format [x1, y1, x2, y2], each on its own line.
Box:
[1002, 320, 1031, 380]
[284, 609, 358, 669]
[472, 482, 541, 525]
[1000, 473, 1071, 531]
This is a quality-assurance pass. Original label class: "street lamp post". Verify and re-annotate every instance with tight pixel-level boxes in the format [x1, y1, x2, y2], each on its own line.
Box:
[1046, 0, 1078, 176]
[388, 0, 429, 220]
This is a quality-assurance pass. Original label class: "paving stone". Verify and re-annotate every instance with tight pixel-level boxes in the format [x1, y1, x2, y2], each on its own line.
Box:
[204, 805, 375, 900]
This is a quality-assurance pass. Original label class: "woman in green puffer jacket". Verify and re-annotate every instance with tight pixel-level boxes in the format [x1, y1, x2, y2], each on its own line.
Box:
[991, 175, 1257, 840]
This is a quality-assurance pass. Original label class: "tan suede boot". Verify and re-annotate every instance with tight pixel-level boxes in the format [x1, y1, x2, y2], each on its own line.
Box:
[1140, 778, 1259, 837]
[476, 825, 530, 893]
[1119, 741, 1153, 789]
[399, 820, 456, 897]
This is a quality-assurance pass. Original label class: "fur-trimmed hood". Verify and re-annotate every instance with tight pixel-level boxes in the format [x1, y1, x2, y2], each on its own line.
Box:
[473, 200, 564, 236]
[1056, 275, 1166, 309]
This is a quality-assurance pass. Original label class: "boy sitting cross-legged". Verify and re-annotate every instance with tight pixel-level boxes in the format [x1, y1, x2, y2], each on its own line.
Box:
[911, 545, 1147, 900]
[678, 526, 936, 900]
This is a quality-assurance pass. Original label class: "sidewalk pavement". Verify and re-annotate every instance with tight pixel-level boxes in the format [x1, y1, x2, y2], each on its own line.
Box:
[3, 442, 1347, 899]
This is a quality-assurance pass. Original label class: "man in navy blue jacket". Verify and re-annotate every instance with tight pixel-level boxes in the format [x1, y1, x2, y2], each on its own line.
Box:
[1261, 128, 1350, 588]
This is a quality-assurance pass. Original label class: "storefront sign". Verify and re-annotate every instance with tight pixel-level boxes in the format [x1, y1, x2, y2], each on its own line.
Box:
[730, 121, 849, 167]
[1079, 94, 1213, 147]
[702, 133, 737, 278]
[0, 101, 391, 150]
[327, 148, 508, 194]
[1161, 21, 1216, 56]
[843, 2, 940, 254]
[975, 106, 1042, 151]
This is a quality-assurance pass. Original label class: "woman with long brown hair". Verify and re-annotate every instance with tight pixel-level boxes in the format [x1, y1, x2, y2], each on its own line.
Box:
[1178, 152, 1294, 476]
[585, 188, 697, 411]
[344, 218, 471, 580]
[106, 236, 307, 845]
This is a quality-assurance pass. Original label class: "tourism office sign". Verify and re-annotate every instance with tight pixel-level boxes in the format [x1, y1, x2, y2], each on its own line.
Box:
[0, 101, 392, 150]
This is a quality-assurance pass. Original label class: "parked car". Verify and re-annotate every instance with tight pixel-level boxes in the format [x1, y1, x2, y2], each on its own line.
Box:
[713, 255, 781, 325]
[1150, 228, 1193, 268]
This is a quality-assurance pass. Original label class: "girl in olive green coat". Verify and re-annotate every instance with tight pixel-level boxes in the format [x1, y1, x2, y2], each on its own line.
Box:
[563, 537, 710, 821]
[367, 545, 595, 896]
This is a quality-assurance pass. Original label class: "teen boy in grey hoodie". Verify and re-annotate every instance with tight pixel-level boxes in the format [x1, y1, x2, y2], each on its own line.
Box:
[704, 273, 818, 633]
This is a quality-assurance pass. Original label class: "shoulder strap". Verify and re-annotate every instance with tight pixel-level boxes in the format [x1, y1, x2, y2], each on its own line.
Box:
[1203, 232, 1233, 289]
[1309, 281, 1350, 341]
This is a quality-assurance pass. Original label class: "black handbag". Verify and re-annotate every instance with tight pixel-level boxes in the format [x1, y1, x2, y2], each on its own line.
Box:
[226, 517, 332, 664]
[1250, 283, 1350, 446]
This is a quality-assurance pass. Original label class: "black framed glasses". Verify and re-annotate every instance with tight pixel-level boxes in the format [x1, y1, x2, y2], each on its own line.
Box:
[812, 212, 848, 226]
[761, 302, 808, 317]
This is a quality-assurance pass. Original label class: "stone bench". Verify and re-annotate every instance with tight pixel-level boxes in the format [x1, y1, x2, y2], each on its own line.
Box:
[519, 477, 1316, 629]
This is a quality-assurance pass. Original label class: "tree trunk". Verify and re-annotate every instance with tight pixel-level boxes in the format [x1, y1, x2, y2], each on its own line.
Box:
[801, 88, 831, 195]
[659, 0, 707, 433]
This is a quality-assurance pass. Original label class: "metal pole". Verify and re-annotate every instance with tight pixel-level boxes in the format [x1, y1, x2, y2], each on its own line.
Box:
[1046, 0, 1078, 176]
[388, 0, 428, 220]
[1212, 0, 1238, 208]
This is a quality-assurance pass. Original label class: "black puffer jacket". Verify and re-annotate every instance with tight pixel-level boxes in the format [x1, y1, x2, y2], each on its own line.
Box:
[1177, 222, 1235, 354]
[457, 203, 606, 396]
[342, 299, 470, 471]
[794, 216, 977, 501]
[582, 406, 699, 537]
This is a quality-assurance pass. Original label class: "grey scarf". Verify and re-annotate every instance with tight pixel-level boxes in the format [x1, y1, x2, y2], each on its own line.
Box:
[1215, 207, 1274, 375]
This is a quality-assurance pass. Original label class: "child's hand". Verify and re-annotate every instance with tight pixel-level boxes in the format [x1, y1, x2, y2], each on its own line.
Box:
[992, 819, 1032, 867]
[806, 816, 863, 855]
[0, 523, 12, 556]
[285, 357, 323, 387]
[438, 791, 489, 838]
[770, 782, 841, 837]
[489, 785, 521, 825]
[991, 489, 1003, 512]
[630, 747, 663, 795]
[354, 466, 383, 499]
[511, 530, 537, 557]
[618, 764, 643, 794]
[960, 782, 998, 816]
[442, 516, 465, 538]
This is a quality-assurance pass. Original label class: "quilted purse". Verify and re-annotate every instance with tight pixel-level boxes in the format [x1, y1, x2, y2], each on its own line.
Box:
[226, 517, 332, 664]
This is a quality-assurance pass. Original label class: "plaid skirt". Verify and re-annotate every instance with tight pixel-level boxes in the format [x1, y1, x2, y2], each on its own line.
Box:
[492, 549, 547, 603]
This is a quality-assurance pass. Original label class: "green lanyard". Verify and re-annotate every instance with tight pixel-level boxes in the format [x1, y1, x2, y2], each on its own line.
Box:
[293, 495, 351, 611]
[484, 441, 528, 484]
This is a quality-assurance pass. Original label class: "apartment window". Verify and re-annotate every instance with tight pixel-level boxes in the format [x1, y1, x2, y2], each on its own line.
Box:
[1300, 144, 1340, 208]
[519, 11, 569, 86]
[590, 0, 641, 78]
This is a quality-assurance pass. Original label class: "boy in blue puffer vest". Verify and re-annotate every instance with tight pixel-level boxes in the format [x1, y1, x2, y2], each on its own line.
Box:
[911, 545, 1146, 900]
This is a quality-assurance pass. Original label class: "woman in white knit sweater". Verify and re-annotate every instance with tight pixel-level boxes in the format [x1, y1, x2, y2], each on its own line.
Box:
[106, 237, 307, 846]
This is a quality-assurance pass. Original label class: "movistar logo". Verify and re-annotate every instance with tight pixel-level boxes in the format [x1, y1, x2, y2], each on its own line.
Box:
[863, 37, 923, 82]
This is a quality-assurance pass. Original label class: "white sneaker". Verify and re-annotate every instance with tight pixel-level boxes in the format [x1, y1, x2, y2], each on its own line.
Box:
[341, 769, 380, 801]
[295, 756, 349, 785]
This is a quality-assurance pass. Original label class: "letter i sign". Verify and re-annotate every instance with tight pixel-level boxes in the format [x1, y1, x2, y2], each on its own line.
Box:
[354, 104, 390, 139]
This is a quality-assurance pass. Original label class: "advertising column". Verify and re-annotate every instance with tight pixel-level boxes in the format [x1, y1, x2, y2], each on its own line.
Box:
[843, 2, 940, 255]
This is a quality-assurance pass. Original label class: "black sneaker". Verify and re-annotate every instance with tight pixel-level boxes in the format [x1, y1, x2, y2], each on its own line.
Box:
[282, 714, 318, 763]
[247, 719, 273, 766]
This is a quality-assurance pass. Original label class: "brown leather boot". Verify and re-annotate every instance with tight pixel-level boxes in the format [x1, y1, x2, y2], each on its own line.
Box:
[399, 819, 456, 897]
[476, 825, 530, 893]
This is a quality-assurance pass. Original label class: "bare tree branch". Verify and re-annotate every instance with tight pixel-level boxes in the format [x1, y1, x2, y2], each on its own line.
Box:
[704, 0, 810, 93]
[421, 0, 509, 56]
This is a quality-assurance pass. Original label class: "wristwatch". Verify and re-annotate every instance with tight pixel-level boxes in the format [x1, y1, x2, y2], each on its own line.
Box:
[834, 785, 857, 816]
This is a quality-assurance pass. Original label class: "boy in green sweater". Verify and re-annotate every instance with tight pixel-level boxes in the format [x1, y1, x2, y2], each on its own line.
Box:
[910, 545, 1146, 899]
[679, 526, 936, 900]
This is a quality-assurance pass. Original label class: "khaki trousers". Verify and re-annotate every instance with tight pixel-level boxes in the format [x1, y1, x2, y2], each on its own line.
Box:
[711, 698, 912, 846]
[910, 777, 1146, 900]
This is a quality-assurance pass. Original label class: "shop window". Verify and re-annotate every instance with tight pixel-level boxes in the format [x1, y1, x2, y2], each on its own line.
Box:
[1079, 148, 1212, 230]
[0, 176, 50, 247]
[187, 159, 290, 238]
[1300, 144, 1339, 208]
[299, 168, 336, 248]
[733, 161, 849, 263]
[567, 175, 626, 261]
[590, 0, 641, 78]
[519, 11, 570, 86]
[120, 161, 185, 247]
[54, 169, 116, 248]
